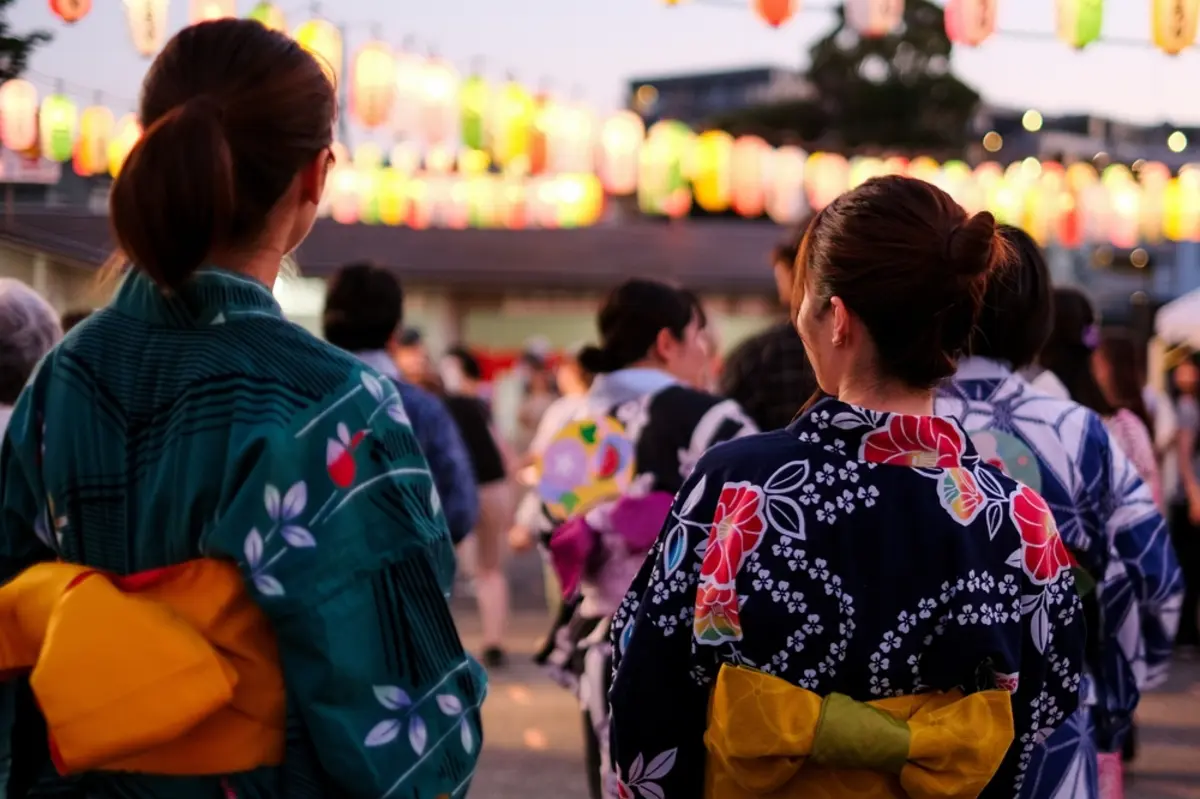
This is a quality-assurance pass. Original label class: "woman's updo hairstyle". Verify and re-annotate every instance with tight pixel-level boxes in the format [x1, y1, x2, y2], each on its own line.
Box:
[109, 19, 336, 290]
[794, 175, 1011, 388]
[578, 279, 696, 375]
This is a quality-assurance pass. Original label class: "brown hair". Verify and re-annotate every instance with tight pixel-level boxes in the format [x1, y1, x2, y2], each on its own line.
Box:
[109, 19, 336, 290]
[1096, 329, 1151, 432]
[794, 175, 1010, 389]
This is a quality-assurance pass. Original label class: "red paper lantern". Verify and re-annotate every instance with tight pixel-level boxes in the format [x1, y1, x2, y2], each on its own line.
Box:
[50, 0, 91, 23]
[753, 0, 798, 27]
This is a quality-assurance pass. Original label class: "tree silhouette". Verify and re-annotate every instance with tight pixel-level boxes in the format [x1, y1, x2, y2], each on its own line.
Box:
[0, 0, 51, 83]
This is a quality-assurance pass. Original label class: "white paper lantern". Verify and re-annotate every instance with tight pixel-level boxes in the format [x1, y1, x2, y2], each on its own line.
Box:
[190, 0, 234, 23]
[0, 80, 38, 152]
[846, 0, 905, 37]
[126, 0, 170, 57]
[766, 145, 808, 224]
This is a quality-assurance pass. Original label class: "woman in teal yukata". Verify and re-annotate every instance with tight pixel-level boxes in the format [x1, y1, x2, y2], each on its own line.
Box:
[0, 19, 484, 799]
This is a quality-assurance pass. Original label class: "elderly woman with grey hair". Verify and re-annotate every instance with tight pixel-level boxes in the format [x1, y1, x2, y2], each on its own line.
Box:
[0, 279, 61, 435]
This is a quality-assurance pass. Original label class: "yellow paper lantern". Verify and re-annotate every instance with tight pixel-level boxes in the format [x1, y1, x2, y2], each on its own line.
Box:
[849, 156, 886, 188]
[39, 94, 78, 164]
[461, 74, 490, 151]
[377, 168, 407, 226]
[190, 0, 235, 23]
[599, 111, 645, 196]
[492, 81, 536, 171]
[766, 145, 808, 224]
[351, 41, 395, 129]
[691, 130, 734, 213]
[421, 59, 460, 147]
[846, 0, 905, 37]
[392, 52, 425, 140]
[108, 114, 141, 178]
[247, 2, 286, 31]
[0, 80, 38, 152]
[74, 105, 114, 177]
[458, 148, 491, 176]
[1152, 0, 1200, 55]
[805, 153, 849, 211]
[1109, 182, 1141, 248]
[294, 18, 342, 86]
[353, 142, 384, 170]
[126, 0, 169, 57]
[731, 136, 771, 218]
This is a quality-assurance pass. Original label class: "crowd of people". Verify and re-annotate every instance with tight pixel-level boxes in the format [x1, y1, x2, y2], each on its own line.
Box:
[0, 16, 1197, 799]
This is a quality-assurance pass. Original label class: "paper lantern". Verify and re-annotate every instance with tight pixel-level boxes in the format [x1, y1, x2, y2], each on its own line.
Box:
[1056, 0, 1103, 49]
[492, 81, 535, 172]
[1152, 0, 1200, 55]
[529, 94, 556, 176]
[730, 135, 771, 218]
[390, 141, 420, 175]
[327, 166, 360, 225]
[945, 0, 997, 46]
[639, 121, 693, 219]
[353, 142, 384, 171]
[766, 145, 807, 224]
[377, 168, 407, 226]
[691, 130, 734, 212]
[190, 0, 234, 23]
[294, 18, 342, 85]
[108, 114, 141, 178]
[39, 94, 78, 164]
[0, 81, 38, 152]
[392, 51, 425, 140]
[351, 41, 395, 128]
[548, 104, 596, 175]
[74, 105, 114, 177]
[753, 0, 798, 27]
[598, 111, 644, 195]
[126, 0, 169, 57]
[805, 153, 849, 211]
[50, 0, 91, 23]
[421, 59, 459, 147]
[461, 74, 490, 151]
[247, 2, 286, 31]
[846, 0, 905, 37]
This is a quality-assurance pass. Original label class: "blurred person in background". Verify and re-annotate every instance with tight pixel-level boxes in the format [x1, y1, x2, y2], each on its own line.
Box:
[533, 279, 756, 798]
[322, 261, 479, 546]
[614, 180, 1083, 799]
[0, 280, 62, 436]
[442, 344, 514, 668]
[59, 309, 92, 334]
[1170, 352, 1200, 650]
[514, 351, 557, 457]
[720, 221, 819, 430]
[0, 19, 482, 797]
[938, 230, 1180, 798]
[393, 326, 434, 387]
[1092, 329, 1163, 507]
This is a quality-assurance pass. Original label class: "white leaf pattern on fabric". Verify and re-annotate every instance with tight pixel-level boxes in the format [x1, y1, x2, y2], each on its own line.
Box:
[281, 481, 307, 520]
[764, 460, 810, 494]
[408, 715, 429, 755]
[430, 485, 443, 517]
[362, 371, 384, 402]
[986, 503, 1005, 539]
[1031, 605, 1051, 654]
[388, 401, 410, 426]
[643, 749, 677, 780]
[264, 485, 281, 520]
[437, 694, 464, 715]
[337, 422, 351, 446]
[374, 685, 412, 710]
[364, 719, 401, 747]
[461, 719, 475, 753]
[244, 528, 263, 568]
[282, 525, 317, 548]
[253, 574, 284, 596]
[766, 495, 805, 541]
[1006, 549, 1023, 569]
[628, 753, 644, 782]
[680, 475, 707, 516]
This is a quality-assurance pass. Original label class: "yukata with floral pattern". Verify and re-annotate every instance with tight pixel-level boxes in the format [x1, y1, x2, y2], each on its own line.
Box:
[937, 357, 1182, 799]
[0, 268, 485, 799]
[610, 398, 1086, 799]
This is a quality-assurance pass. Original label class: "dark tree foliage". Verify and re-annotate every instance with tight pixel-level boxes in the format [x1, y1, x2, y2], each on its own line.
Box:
[0, 0, 51, 83]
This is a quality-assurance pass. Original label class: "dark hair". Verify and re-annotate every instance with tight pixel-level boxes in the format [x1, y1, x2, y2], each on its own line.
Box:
[1096, 330, 1151, 431]
[771, 214, 814, 273]
[109, 19, 336, 290]
[446, 345, 483, 382]
[677, 288, 707, 330]
[970, 225, 1054, 369]
[1040, 287, 1115, 417]
[579, 279, 696, 375]
[795, 176, 1010, 389]
[60, 309, 93, 333]
[397, 327, 423, 348]
[1167, 346, 1200, 401]
[323, 262, 403, 352]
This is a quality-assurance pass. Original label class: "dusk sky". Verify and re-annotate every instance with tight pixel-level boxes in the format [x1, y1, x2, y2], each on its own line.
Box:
[9, 0, 1198, 128]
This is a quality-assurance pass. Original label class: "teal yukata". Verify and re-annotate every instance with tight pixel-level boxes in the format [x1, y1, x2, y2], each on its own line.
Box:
[0, 268, 486, 799]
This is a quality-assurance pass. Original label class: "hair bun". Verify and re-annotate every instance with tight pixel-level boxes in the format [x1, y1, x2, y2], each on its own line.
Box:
[946, 211, 1008, 280]
[577, 344, 616, 375]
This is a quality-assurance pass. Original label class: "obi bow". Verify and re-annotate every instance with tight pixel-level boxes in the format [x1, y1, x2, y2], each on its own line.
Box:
[704, 665, 1014, 799]
[0, 559, 285, 776]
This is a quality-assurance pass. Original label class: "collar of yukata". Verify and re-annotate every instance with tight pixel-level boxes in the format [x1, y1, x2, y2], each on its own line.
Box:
[112, 266, 283, 327]
[788, 396, 980, 471]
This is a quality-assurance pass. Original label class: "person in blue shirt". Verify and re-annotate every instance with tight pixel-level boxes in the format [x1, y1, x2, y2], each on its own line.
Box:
[323, 262, 479, 544]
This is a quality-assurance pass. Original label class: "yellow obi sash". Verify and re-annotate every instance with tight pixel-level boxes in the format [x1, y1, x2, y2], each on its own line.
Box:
[705, 665, 1014, 799]
[0, 559, 285, 776]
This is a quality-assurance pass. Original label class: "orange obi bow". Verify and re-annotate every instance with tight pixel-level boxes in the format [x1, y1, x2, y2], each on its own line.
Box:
[704, 665, 1014, 799]
[0, 559, 285, 776]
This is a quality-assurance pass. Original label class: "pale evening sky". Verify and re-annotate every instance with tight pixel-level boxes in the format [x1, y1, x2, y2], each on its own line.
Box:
[9, 0, 1199, 127]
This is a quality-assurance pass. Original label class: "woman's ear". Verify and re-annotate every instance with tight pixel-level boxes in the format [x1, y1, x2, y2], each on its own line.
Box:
[300, 148, 333, 206]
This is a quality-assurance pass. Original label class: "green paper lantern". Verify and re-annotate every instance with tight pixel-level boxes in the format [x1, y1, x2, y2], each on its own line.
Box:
[39, 94, 78, 164]
[1056, 0, 1103, 49]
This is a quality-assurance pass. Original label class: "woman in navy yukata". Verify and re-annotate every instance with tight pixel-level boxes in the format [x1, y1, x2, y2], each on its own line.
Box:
[0, 20, 482, 799]
[609, 176, 1087, 799]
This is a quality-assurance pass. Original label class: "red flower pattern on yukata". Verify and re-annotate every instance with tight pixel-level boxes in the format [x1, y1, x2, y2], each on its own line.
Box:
[693, 583, 744, 644]
[327, 422, 368, 488]
[1010, 484, 1072, 585]
[861, 415, 966, 468]
[699, 483, 767, 587]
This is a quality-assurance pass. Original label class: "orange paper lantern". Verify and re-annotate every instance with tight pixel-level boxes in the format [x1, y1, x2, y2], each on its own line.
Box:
[50, 0, 91, 23]
[730, 135, 771, 218]
[74, 105, 114, 177]
[598, 111, 644, 195]
[1152, 0, 1200, 55]
[351, 41, 395, 129]
[753, 0, 798, 27]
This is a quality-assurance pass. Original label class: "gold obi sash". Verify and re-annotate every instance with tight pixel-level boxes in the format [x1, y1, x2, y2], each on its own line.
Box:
[0, 559, 285, 776]
[704, 665, 1014, 799]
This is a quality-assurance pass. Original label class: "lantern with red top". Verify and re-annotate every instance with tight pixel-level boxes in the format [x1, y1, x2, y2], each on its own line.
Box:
[752, 0, 798, 27]
[50, 0, 91, 23]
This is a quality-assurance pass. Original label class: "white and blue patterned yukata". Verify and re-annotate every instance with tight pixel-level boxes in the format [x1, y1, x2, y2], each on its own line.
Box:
[937, 357, 1183, 799]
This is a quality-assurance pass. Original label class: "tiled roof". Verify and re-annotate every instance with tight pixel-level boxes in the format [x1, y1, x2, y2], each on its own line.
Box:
[0, 212, 782, 294]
